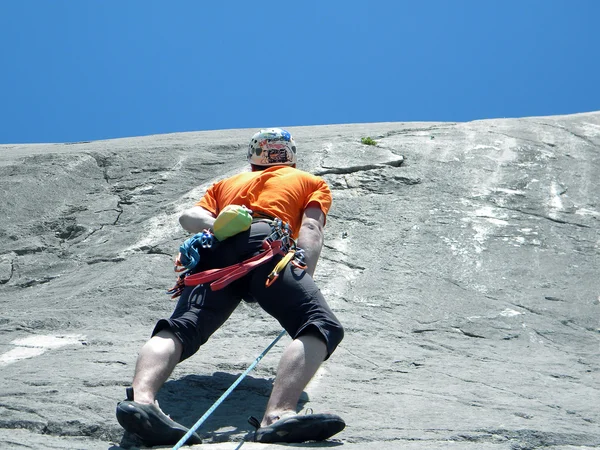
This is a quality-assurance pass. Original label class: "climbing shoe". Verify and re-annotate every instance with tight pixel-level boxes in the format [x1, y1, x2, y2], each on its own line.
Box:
[249, 413, 345, 443]
[116, 388, 202, 447]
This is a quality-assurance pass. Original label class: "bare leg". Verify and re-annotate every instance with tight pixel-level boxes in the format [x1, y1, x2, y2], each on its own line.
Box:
[131, 329, 183, 404]
[261, 332, 327, 427]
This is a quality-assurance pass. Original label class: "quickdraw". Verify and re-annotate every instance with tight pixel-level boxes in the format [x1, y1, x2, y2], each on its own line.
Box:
[173, 229, 214, 273]
[167, 217, 306, 299]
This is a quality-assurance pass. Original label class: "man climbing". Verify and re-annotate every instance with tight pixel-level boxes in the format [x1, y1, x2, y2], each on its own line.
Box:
[116, 128, 345, 446]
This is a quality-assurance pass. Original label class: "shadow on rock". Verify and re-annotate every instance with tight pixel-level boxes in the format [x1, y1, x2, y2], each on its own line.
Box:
[114, 371, 310, 448]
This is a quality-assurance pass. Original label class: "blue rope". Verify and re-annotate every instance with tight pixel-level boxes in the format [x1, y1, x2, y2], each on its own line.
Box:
[171, 329, 287, 450]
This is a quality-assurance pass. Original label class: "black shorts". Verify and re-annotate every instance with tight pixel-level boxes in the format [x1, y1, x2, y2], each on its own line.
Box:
[153, 221, 344, 361]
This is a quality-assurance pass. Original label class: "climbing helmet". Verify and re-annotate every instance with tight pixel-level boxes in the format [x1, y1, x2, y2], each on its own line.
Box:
[247, 128, 297, 167]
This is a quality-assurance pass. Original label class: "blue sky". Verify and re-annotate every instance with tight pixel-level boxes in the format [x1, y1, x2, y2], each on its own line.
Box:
[1, 1, 599, 144]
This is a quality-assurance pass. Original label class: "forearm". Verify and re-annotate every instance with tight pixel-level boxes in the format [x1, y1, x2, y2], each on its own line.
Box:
[179, 206, 216, 234]
[296, 218, 324, 277]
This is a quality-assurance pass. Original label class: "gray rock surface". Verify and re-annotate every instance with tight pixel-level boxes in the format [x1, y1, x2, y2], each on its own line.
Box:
[1, 112, 599, 449]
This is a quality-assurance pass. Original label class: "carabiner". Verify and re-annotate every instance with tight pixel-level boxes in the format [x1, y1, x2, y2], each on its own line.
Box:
[265, 250, 295, 288]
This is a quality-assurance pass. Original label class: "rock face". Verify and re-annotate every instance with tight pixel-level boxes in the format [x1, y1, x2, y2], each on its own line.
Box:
[0, 113, 599, 449]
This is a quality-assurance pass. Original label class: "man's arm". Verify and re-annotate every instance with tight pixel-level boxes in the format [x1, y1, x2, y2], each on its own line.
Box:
[179, 206, 217, 234]
[296, 205, 326, 277]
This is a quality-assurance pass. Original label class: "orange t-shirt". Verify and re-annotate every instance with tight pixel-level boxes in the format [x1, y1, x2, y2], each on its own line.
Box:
[196, 166, 332, 239]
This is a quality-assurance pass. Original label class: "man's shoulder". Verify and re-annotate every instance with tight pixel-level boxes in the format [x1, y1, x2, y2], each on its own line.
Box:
[278, 166, 324, 180]
[221, 170, 255, 183]
[223, 166, 325, 183]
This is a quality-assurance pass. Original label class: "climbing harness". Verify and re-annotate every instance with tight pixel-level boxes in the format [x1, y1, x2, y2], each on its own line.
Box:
[167, 216, 307, 298]
[170, 329, 287, 450]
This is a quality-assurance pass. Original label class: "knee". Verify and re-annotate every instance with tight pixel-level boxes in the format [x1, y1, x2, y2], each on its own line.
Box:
[148, 329, 184, 360]
[303, 321, 344, 360]
[327, 321, 344, 355]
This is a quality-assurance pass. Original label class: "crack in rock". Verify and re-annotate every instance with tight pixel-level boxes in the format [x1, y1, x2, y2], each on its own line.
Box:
[113, 201, 126, 225]
[455, 328, 487, 339]
[494, 204, 590, 228]
[340, 346, 380, 368]
[0, 258, 15, 285]
[380, 125, 457, 138]
[544, 296, 566, 302]
[0, 403, 46, 419]
[510, 303, 540, 315]
[453, 428, 600, 448]
[80, 224, 105, 243]
[86, 257, 126, 265]
[314, 158, 404, 176]
[17, 276, 59, 289]
[530, 121, 599, 148]
[323, 243, 349, 257]
[486, 130, 557, 148]
[88, 153, 111, 183]
[13, 247, 45, 256]
[320, 255, 366, 271]
[138, 245, 172, 257]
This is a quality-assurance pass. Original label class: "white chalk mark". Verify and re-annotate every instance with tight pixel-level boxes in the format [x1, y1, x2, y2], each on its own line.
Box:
[499, 309, 523, 317]
[492, 187, 525, 196]
[581, 122, 600, 136]
[0, 347, 46, 365]
[575, 208, 600, 217]
[548, 182, 564, 219]
[471, 144, 500, 151]
[0, 334, 85, 366]
[485, 217, 509, 226]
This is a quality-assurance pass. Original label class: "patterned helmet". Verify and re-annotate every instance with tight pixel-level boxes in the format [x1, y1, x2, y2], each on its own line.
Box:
[247, 128, 297, 167]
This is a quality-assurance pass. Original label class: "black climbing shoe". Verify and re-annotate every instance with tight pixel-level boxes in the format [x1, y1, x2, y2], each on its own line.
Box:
[250, 413, 345, 443]
[116, 388, 202, 447]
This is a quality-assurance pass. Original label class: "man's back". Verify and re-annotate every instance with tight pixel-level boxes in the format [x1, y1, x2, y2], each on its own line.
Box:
[197, 166, 331, 239]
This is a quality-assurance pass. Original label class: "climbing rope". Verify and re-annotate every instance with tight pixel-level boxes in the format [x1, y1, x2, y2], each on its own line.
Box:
[170, 329, 287, 450]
